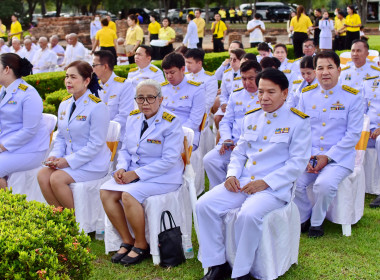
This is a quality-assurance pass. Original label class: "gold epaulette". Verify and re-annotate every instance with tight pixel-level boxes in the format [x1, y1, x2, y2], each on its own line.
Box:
[224, 68, 232, 73]
[233, 87, 244, 92]
[184, 72, 190, 75]
[62, 94, 72, 102]
[89, 94, 101, 103]
[233, 76, 241, 80]
[18, 84, 28, 91]
[205, 71, 214, 76]
[114, 77, 126, 83]
[294, 57, 302, 61]
[162, 111, 176, 122]
[187, 80, 201, 86]
[129, 109, 141, 116]
[288, 59, 295, 63]
[129, 67, 138, 72]
[342, 66, 350, 71]
[160, 81, 169, 86]
[282, 69, 291, 74]
[149, 66, 158, 73]
[371, 65, 380, 72]
[342, 85, 359, 95]
[293, 79, 302, 84]
[245, 107, 262, 115]
[290, 107, 309, 118]
[365, 75, 379, 80]
[0, 85, 2, 89]
[302, 83, 318, 93]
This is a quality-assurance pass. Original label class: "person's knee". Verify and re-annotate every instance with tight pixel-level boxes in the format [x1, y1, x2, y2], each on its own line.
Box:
[204, 150, 216, 169]
[121, 192, 137, 207]
[237, 207, 262, 225]
[314, 179, 337, 198]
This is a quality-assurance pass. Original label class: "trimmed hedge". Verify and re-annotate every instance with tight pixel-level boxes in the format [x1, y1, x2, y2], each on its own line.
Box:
[0, 190, 94, 279]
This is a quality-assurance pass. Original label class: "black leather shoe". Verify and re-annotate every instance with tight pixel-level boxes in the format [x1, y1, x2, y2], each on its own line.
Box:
[370, 195, 380, 208]
[234, 273, 252, 280]
[308, 225, 324, 238]
[301, 219, 311, 233]
[120, 245, 150, 265]
[111, 243, 133, 263]
[201, 262, 232, 280]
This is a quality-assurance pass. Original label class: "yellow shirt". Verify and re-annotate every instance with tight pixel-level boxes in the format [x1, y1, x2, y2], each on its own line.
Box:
[346, 14, 361, 32]
[125, 25, 144, 46]
[158, 27, 176, 41]
[0, 24, 6, 37]
[218, 10, 227, 19]
[148, 21, 161, 35]
[10, 21, 22, 39]
[290, 14, 312, 33]
[96, 27, 117, 47]
[334, 18, 346, 36]
[237, 10, 243, 16]
[108, 21, 117, 33]
[212, 20, 227, 39]
[193, 17, 206, 38]
[247, 9, 252, 16]
[229, 9, 236, 17]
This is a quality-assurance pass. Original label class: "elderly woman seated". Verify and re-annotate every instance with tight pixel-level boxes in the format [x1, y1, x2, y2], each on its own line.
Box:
[100, 79, 184, 265]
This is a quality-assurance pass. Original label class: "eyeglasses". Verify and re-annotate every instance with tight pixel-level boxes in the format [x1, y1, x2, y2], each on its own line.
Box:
[135, 95, 159, 104]
[92, 64, 104, 67]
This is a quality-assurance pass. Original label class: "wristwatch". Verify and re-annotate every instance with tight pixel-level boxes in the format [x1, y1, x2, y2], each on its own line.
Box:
[327, 156, 333, 164]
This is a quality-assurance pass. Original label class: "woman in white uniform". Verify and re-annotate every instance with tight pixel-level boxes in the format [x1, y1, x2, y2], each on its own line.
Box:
[0, 53, 50, 189]
[273, 43, 299, 85]
[100, 79, 184, 266]
[37, 61, 110, 209]
[319, 12, 334, 50]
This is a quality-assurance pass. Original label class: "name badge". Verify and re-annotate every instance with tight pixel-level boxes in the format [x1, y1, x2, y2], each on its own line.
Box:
[147, 139, 161, 144]
[76, 115, 87, 121]
[7, 101, 17, 104]
[275, 128, 289, 134]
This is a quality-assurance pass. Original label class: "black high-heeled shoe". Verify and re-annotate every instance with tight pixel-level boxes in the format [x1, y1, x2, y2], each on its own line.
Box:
[111, 243, 133, 263]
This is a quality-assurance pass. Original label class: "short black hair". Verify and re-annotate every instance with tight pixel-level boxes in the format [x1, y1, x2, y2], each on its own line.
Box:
[163, 17, 171, 26]
[240, 60, 262, 73]
[230, 48, 246, 60]
[300, 55, 314, 69]
[101, 18, 109, 26]
[175, 45, 188, 56]
[184, 48, 205, 63]
[303, 38, 315, 46]
[351, 39, 369, 50]
[150, 14, 158, 21]
[254, 13, 261, 19]
[257, 42, 271, 52]
[313, 50, 340, 69]
[230, 40, 244, 49]
[94, 50, 115, 70]
[256, 68, 289, 91]
[188, 14, 195, 20]
[260, 57, 281, 69]
[315, 8, 322, 13]
[162, 52, 185, 69]
[138, 45, 153, 58]
[242, 53, 257, 62]
[338, 11, 345, 17]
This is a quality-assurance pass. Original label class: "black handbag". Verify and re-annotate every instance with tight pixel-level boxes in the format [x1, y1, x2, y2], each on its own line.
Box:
[158, 210, 186, 267]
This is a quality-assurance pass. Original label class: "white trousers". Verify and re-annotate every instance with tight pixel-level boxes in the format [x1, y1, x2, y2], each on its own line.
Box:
[196, 183, 284, 278]
[203, 147, 232, 189]
[294, 164, 351, 226]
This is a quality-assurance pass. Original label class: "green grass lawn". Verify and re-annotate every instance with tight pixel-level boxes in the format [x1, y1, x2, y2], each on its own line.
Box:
[368, 35, 380, 46]
[88, 192, 380, 279]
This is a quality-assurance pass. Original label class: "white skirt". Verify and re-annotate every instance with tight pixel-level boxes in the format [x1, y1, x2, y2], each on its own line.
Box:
[60, 167, 108, 183]
[0, 150, 47, 177]
[319, 36, 332, 49]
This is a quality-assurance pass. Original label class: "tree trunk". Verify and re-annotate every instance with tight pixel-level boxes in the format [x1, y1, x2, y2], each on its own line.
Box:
[55, 0, 63, 17]
[205, 0, 209, 24]
[356, 0, 368, 25]
[40, 0, 46, 16]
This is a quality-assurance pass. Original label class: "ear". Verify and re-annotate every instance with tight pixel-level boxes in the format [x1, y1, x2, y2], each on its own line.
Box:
[282, 88, 288, 100]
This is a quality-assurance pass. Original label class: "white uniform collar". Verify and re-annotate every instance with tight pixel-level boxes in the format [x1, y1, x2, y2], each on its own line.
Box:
[100, 72, 117, 87]
[264, 102, 288, 119]
[171, 76, 188, 89]
[319, 83, 340, 96]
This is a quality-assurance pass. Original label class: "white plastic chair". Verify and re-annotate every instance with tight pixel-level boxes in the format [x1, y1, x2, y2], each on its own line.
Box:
[104, 127, 196, 265]
[363, 148, 380, 195]
[8, 113, 57, 203]
[69, 121, 121, 233]
[307, 115, 370, 236]
[368, 50, 379, 63]
[339, 51, 351, 66]
[223, 185, 301, 280]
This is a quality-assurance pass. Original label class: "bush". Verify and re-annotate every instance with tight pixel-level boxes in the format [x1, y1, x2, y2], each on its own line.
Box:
[45, 89, 70, 111]
[0, 190, 95, 280]
[24, 72, 66, 99]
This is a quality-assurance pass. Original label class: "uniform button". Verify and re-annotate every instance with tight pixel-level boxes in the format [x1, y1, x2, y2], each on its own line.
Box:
[323, 109, 326, 112]
[67, 128, 69, 131]
[378, 114, 380, 116]
[104, 90, 106, 93]
[172, 101, 175, 103]
[320, 136, 324, 140]
[69, 139, 72, 143]
[252, 161, 256, 165]
[137, 144, 139, 147]
[259, 148, 263, 152]
[329, 91, 333, 94]
[320, 147, 324, 151]
[273, 113, 277, 117]
[251, 176, 255, 180]
[247, 105, 250, 108]
[324, 95, 328, 98]
[312, 105, 316, 109]
[267, 120, 271, 124]
[322, 122, 326, 126]
[263, 136, 267, 140]
[321, 90, 325, 93]
[375, 94, 377, 98]
[105, 84, 109, 86]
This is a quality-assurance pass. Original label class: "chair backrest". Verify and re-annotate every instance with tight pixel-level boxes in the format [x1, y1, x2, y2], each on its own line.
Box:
[42, 113, 58, 145]
[182, 127, 194, 166]
[199, 113, 208, 131]
[106, 121, 121, 162]
[368, 50, 379, 63]
[354, 114, 370, 167]
[339, 51, 351, 66]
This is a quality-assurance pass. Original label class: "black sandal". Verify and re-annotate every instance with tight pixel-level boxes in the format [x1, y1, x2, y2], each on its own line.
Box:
[111, 243, 133, 263]
[120, 245, 150, 265]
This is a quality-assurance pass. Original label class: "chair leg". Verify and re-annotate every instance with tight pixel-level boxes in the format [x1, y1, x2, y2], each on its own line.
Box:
[204, 268, 208, 275]
[152, 255, 160, 265]
[342, 224, 351, 236]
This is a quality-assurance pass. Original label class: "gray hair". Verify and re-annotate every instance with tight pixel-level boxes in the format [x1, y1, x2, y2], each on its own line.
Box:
[39, 37, 48, 43]
[0, 38, 5, 44]
[135, 79, 162, 97]
[50, 35, 59, 41]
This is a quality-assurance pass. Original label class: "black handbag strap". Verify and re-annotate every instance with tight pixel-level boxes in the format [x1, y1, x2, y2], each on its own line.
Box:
[160, 210, 177, 232]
